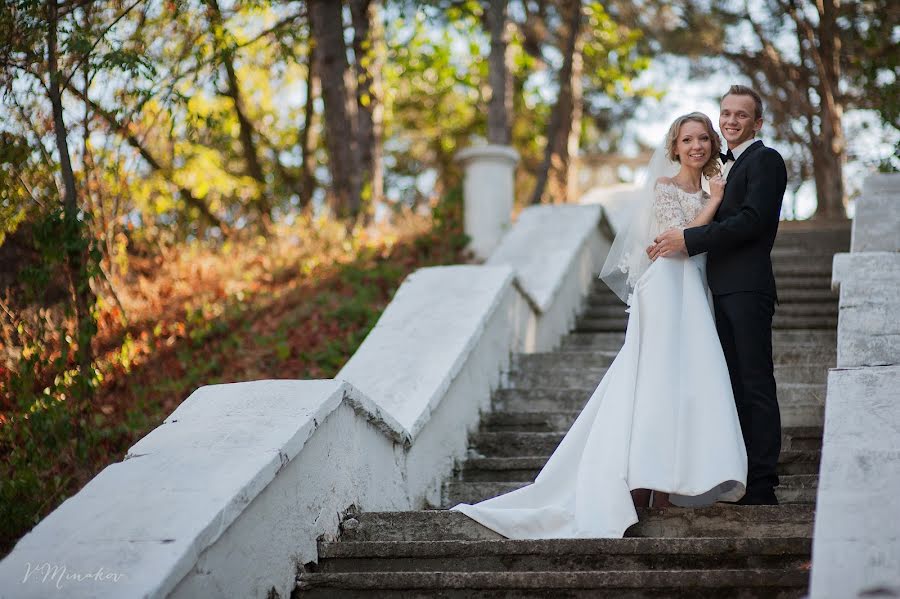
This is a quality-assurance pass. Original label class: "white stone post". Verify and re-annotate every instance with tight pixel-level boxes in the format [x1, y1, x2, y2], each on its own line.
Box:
[454, 145, 520, 260]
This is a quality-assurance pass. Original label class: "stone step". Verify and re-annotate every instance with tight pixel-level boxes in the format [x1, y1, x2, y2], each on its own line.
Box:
[295, 568, 809, 598]
[774, 304, 838, 317]
[511, 346, 836, 370]
[770, 248, 838, 257]
[470, 426, 823, 459]
[770, 288, 838, 303]
[627, 504, 815, 538]
[573, 316, 629, 332]
[575, 314, 838, 332]
[584, 305, 853, 320]
[590, 274, 835, 295]
[493, 382, 825, 412]
[771, 275, 834, 290]
[457, 449, 820, 481]
[505, 364, 829, 387]
[335, 505, 816, 542]
[559, 330, 837, 351]
[772, 229, 851, 250]
[480, 412, 825, 447]
[586, 287, 838, 306]
[772, 262, 835, 277]
[313, 537, 812, 573]
[443, 476, 817, 508]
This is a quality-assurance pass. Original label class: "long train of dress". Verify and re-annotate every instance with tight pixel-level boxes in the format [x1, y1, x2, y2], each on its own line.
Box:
[449, 252, 747, 539]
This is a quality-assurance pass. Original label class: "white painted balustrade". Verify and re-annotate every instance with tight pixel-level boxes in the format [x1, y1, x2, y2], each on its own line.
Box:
[0, 195, 612, 598]
[811, 173, 900, 599]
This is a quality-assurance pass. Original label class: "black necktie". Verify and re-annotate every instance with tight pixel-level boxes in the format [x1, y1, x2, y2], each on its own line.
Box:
[720, 149, 735, 163]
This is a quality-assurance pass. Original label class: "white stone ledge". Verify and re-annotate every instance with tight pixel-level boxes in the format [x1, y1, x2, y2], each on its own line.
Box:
[0, 380, 406, 599]
[832, 252, 900, 368]
[850, 173, 900, 252]
[337, 264, 518, 440]
[811, 365, 900, 598]
[811, 172, 900, 598]
[487, 204, 603, 314]
[0, 204, 614, 599]
[486, 204, 611, 352]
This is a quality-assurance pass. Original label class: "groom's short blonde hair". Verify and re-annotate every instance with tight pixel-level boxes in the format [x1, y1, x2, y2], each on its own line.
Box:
[723, 85, 764, 121]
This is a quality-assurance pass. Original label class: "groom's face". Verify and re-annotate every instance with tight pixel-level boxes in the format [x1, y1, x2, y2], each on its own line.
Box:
[719, 94, 763, 148]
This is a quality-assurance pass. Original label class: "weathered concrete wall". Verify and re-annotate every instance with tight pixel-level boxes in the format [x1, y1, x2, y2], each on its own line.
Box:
[0, 380, 407, 599]
[832, 252, 900, 368]
[337, 265, 529, 509]
[810, 173, 900, 598]
[850, 173, 900, 253]
[169, 393, 407, 599]
[487, 204, 610, 352]
[0, 203, 613, 599]
[337, 265, 518, 439]
[811, 365, 900, 599]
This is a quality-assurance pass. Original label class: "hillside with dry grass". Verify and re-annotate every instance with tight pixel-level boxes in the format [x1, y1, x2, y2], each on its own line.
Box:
[0, 204, 469, 557]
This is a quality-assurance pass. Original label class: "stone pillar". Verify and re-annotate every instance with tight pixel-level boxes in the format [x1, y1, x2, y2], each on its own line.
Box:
[454, 144, 520, 260]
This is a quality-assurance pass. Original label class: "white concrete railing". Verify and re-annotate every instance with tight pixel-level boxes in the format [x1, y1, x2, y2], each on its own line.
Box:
[810, 173, 900, 598]
[0, 201, 612, 598]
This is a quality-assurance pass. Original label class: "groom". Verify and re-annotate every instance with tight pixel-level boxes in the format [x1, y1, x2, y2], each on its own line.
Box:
[647, 84, 788, 505]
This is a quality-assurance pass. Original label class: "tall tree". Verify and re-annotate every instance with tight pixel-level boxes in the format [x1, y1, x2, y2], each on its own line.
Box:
[299, 37, 319, 211]
[205, 0, 272, 220]
[486, 0, 512, 145]
[349, 0, 386, 218]
[47, 1, 96, 412]
[529, 0, 582, 204]
[623, 0, 899, 219]
[0, 0, 139, 423]
[308, 0, 362, 220]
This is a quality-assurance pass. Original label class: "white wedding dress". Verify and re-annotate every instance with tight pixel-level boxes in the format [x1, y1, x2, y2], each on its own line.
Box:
[450, 181, 748, 539]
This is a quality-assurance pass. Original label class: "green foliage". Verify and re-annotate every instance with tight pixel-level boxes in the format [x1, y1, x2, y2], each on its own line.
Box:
[0, 132, 31, 245]
[0, 0, 653, 557]
[382, 7, 487, 203]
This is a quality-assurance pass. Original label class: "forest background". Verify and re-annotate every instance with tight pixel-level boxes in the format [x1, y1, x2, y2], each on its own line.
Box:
[0, 0, 896, 556]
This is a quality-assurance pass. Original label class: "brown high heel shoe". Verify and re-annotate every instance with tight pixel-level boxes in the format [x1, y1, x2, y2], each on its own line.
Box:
[631, 488, 651, 508]
[650, 490, 673, 508]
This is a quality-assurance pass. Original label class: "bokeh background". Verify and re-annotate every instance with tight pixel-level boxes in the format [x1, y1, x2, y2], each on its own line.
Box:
[0, 0, 896, 556]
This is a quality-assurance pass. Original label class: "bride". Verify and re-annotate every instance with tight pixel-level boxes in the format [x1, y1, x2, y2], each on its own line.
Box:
[449, 112, 748, 539]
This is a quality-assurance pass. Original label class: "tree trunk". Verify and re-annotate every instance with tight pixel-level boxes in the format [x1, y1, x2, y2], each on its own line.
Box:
[206, 0, 272, 221]
[810, 0, 847, 219]
[299, 40, 317, 211]
[562, 25, 583, 203]
[47, 0, 95, 410]
[309, 0, 362, 220]
[349, 0, 385, 222]
[809, 129, 846, 220]
[486, 0, 511, 145]
[529, 0, 581, 205]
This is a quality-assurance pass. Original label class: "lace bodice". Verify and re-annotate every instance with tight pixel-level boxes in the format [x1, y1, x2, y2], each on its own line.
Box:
[653, 181, 710, 229]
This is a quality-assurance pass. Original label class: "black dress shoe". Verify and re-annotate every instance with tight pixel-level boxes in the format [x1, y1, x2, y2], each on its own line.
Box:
[737, 490, 779, 506]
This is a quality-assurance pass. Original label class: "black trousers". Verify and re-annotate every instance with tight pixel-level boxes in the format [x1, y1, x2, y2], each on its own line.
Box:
[713, 291, 781, 498]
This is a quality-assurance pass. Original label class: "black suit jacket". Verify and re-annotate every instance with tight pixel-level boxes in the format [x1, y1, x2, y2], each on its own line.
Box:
[683, 140, 787, 300]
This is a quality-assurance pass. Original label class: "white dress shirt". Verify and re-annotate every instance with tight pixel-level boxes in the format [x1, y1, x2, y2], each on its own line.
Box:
[722, 137, 758, 180]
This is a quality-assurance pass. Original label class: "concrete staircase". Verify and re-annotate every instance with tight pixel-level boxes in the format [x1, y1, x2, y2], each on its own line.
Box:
[295, 225, 850, 598]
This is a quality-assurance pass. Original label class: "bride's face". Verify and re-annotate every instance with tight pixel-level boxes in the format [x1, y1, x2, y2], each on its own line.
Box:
[675, 121, 713, 169]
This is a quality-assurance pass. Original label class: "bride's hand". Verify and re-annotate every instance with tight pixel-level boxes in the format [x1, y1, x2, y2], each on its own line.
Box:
[709, 175, 725, 201]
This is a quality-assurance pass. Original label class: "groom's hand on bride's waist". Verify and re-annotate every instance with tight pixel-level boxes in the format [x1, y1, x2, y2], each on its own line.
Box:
[646, 229, 687, 261]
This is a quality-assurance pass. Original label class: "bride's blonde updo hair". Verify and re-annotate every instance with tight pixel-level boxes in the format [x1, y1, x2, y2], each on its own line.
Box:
[665, 112, 721, 179]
